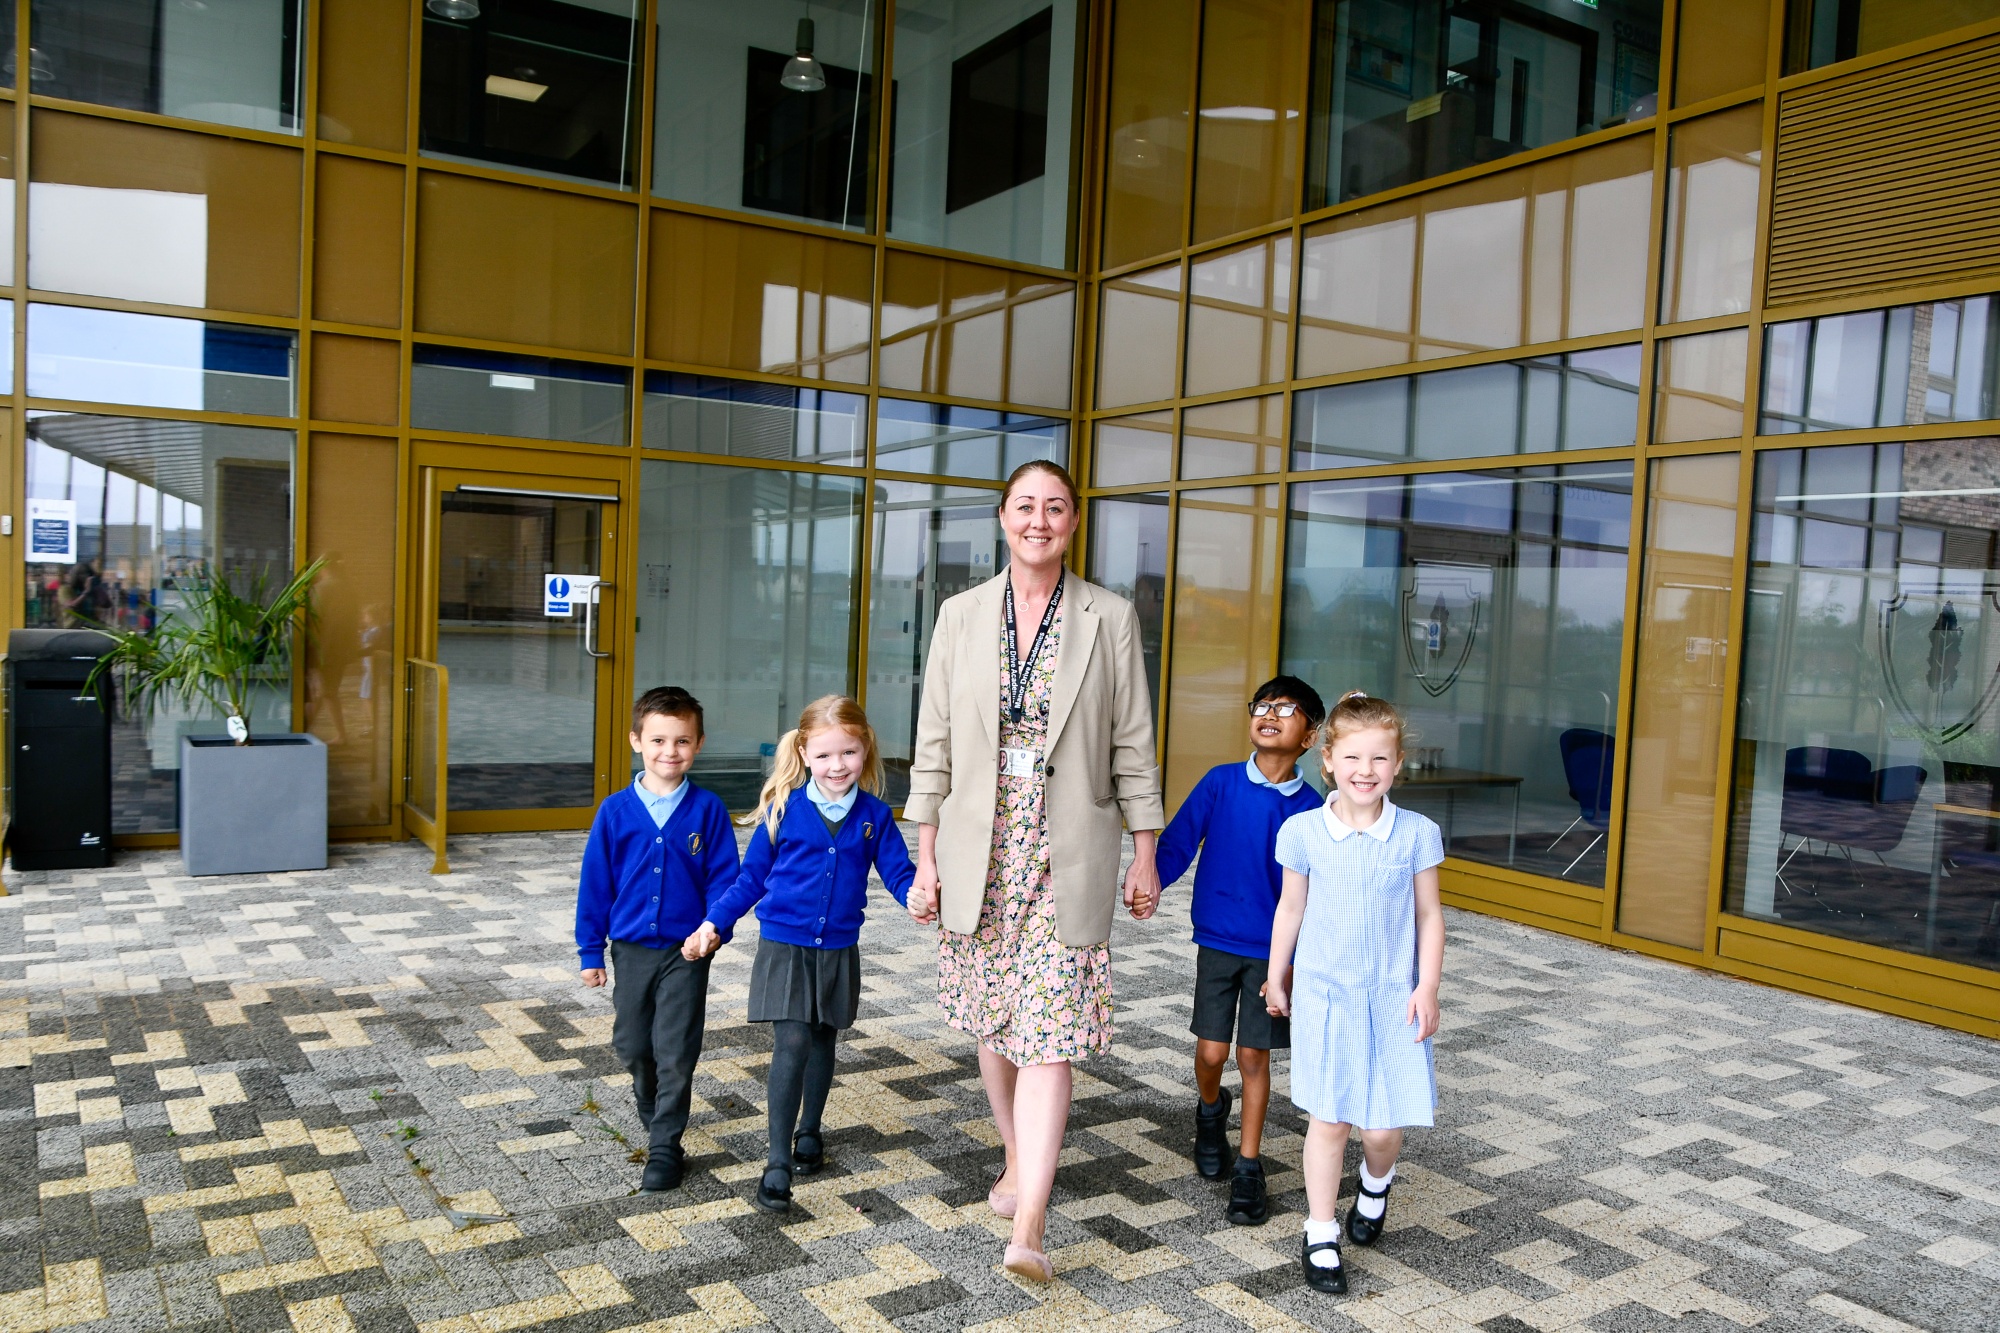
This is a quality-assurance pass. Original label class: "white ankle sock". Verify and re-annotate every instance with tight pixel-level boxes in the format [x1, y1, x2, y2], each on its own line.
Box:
[1356, 1162, 1396, 1219]
[1304, 1217, 1342, 1266]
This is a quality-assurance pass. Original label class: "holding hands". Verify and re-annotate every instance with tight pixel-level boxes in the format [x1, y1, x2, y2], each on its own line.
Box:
[907, 861, 940, 923]
[1263, 965, 1291, 1018]
[682, 921, 722, 961]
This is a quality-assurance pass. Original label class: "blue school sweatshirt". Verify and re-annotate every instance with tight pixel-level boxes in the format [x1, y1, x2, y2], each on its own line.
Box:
[575, 782, 741, 969]
[705, 785, 915, 949]
[1156, 759, 1324, 958]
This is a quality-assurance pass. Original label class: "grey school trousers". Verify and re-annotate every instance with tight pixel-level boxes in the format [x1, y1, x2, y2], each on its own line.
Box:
[610, 940, 710, 1159]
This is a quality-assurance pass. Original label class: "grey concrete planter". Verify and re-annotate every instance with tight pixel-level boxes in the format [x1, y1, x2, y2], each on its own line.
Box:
[179, 734, 328, 877]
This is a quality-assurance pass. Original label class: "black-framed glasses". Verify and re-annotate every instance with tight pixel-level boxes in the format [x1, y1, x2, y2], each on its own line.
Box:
[1249, 701, 1301, 718]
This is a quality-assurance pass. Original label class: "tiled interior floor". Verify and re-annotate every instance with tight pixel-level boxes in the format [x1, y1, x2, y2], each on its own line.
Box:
[3, 830, 1997, 1332]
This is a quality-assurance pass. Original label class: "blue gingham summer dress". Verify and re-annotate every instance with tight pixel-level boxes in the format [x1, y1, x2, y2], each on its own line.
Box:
[1273, 798, 1445, 1129]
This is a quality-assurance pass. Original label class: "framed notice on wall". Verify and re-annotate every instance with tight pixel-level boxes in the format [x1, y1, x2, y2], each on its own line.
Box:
[27, 498, 76, 564]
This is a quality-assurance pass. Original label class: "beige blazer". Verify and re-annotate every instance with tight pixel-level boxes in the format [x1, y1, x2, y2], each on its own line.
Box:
[904, 570, 1164, 947]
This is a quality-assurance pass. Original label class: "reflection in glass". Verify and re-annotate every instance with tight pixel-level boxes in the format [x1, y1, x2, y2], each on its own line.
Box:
[633, 461, 860, 809]
[1298, 136, 1652, 376]
[869, 482, 1006, 803]
[1088, 493, 1167, 716]
[0, 300, 12, 395]
[1293, 345, 1641, 469]
[24, 412, 295, 831]
[30, 0, 303, 131]
[1655, 327, 1749, 443]
[652, 0, 877, 229]
[642, 374, 863, 465]
[27, 305, 294, 416]
[1169, 485, 1281, 804]
[411, 346, 627, 446]
[30, 179, 207, 309]
[1192, 0, 1306, 243]
[1617, 452, 1738, 947]
[1182, 394, 1282, 480]
[876, 399, 1067, 481]
[878, 252, 1074, 408]
[421, 0, 641, 188]
[436, 490, 604, 810]
[1761, 295, 2000, 435]
[1093, 410, 1173, 487]
[1100, 0, 1194, 269]
[1785, 0, 1999, 73]
[1305, 0, 1661, 207]
[1659, 105, 1761, 324]
[1281, 465, 1633, 884]
[1727, 441, 2000, 971]
[889, 1, 1079, 268]
[1096, 262, 1181, 408]
[1185, 235, 1291, 397]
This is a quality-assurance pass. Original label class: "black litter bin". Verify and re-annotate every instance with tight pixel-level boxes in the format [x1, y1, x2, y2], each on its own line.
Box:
[8, 628, 116, 870]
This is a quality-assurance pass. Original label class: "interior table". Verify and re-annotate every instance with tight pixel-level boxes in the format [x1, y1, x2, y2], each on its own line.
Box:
[1398, 767, 1525, 865]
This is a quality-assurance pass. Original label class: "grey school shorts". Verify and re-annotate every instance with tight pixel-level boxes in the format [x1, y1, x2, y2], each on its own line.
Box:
[1191, 945, 1290, 1050]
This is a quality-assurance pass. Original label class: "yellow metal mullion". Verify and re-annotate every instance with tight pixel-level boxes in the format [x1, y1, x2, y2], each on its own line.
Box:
[1154, 475, 1182, 770]
[293, 0, 322, 739]
[8, 0, 29, 641]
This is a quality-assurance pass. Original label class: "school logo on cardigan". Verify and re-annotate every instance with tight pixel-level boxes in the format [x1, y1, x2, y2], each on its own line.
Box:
[687, 832, 702, 854]
[862, 821, 874, 841]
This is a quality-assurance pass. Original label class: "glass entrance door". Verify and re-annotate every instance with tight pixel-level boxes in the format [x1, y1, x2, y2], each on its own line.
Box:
[424, 472, 619, 822]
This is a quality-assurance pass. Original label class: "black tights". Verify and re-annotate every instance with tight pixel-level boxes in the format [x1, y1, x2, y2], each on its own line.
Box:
[767, 1019, 838, 1170]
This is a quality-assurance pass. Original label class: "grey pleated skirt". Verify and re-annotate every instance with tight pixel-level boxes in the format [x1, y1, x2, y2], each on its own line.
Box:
[747, 938, 861, 1029]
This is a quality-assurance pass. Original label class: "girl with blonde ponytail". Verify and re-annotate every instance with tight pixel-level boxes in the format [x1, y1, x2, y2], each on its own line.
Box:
[683, 695, 913, 1215]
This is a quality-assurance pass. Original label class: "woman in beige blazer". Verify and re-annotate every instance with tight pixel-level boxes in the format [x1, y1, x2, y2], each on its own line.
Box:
[905, 459, 1164, 1281]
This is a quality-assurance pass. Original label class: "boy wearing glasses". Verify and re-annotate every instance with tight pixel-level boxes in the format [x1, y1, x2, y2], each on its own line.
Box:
[1156, 675, 1326, 1225]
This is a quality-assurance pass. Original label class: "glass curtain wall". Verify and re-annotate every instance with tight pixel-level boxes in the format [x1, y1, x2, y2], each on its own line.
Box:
[888, 0, 1081, 269]
[1281, 465, 1633, 885]
[24, 413, 296, 833]
[653, 0, 879, 230]
[1305, 0, 1662, 207]
[421, 0, 642, 187]
[1087, 492, 1167, 714]
[31, 0, 303, 132]
[868, 481, 1007, 803]
[1728, 440, 2000, 971]
[632, 459, 862, 808]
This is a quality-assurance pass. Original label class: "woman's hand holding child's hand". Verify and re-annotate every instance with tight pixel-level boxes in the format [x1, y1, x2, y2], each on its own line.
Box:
[1263, 967, 1291, 1018]
[579, 968, 606, 988]
[681, 922, 721, 961]
[908, 862, 941, 923]
[1407, 983, 1440, 1042]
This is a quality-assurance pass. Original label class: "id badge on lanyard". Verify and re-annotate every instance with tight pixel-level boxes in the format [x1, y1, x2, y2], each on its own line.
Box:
[1000, 747, 1039, 779]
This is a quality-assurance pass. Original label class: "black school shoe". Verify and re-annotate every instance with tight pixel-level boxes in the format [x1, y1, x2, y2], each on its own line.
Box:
[638, 1147, 684, 1195]
[1226, 1156, 1268, 1225]
[753, 1165, 793, 1214]
[1345, 1177, 1393, 1246]
[1302, 1236, 1348, 1294]
[792, 1132, 825, 1177]
[1194, 1087, 1234, 1179]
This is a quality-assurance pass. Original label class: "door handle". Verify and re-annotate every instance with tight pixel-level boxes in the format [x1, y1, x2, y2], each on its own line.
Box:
[584, 581, 612, 659]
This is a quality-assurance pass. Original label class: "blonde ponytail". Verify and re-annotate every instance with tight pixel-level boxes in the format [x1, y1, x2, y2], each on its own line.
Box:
[738, 695, 885, 840]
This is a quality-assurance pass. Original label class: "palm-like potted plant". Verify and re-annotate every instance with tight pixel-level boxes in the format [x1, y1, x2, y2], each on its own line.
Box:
[90, 558, 330, 876]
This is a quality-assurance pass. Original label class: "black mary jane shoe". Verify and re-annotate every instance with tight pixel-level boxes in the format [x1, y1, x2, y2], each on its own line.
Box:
[1302, 1237, 1348, 1295]
[792, 1132, 825, 1177]
[637, 1149, 684, 1195]
[1194, 1086, 1234, 1180]
[753, 1166, 793, 1214]
[1345, 1178, 1392, 1246]
[1225, 1157, 1268, 1226]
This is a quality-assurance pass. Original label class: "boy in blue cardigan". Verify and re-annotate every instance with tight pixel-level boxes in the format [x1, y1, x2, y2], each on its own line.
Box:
[1156, 674, 1326, 1226]
[576, 686, 740, 1193]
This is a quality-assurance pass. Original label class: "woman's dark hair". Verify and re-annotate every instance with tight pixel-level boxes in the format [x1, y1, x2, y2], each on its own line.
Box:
[1252, 675, 1327, 730]
[999, 459, 1080, 512]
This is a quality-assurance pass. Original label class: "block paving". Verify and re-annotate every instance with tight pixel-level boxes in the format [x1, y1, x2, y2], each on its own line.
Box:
[2, 830, 1997, 1331]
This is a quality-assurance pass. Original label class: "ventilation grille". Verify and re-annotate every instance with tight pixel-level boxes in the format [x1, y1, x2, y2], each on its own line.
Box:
[1769, 35, 2000, 306]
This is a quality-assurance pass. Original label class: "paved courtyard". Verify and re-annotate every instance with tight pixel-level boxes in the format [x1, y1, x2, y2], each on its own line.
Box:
[2, 830, 1998, 1333]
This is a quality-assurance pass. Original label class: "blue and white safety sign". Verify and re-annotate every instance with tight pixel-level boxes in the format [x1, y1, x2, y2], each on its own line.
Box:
[544, 573, 599, 617]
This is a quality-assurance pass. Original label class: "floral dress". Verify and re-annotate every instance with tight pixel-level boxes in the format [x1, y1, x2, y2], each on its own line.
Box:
[937, 603, 1115, 1064]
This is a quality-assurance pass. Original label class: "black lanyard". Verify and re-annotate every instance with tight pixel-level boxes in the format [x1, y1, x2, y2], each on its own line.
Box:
[1004, 578, 1063, 725]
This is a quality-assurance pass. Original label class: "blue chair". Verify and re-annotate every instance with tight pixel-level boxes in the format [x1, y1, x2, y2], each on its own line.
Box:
[1776, 747, 1927, 894]
[1550, 728, 1615, 877]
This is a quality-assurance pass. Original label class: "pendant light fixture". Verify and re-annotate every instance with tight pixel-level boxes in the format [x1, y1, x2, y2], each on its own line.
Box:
[427, 0, 481, 19]
[779, 16, 826, 92]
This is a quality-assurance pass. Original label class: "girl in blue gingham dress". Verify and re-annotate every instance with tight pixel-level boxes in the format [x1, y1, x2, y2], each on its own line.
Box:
[1266, 691, 1445, 1296]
